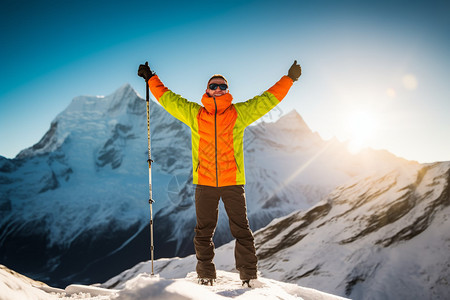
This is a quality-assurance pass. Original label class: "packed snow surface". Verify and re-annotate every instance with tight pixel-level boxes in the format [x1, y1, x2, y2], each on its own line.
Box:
[0, 266, 347, 300]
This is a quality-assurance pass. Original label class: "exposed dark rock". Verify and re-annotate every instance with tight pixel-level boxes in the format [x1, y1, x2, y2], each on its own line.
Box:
[95, 123, 135, 169]
[127, 95, 146, 115]
[17, 122, 58, 159]
[345, 263, 381, 296]
[340, 166, 450, 246]
[285, 265, 322, 281]
[39, 171, 60, 193]
[256, 202, 331, 260]
[96, 147, 122, 169]
[61, 167, 73, 182]
[262, 195, 282, 209]
[0, 157, 18, 173]
[376, 168, 450, 247]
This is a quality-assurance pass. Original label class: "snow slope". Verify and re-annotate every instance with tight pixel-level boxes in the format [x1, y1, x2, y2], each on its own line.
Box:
[254, 161, 450, 299]
[0, 265, 347, 300]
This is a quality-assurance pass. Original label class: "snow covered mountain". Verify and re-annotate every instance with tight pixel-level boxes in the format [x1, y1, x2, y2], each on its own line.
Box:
[255, 161, 450, 299]
[0, 84, 410, 287]
[106, 161, 450, 300]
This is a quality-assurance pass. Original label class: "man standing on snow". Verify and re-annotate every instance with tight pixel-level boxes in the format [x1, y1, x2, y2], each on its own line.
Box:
[138, 61, 301, 286]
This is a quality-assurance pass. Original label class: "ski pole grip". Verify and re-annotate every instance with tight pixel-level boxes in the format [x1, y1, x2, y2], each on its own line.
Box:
[145, 62, 150, 102]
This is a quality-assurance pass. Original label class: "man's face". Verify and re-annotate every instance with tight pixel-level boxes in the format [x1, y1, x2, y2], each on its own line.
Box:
[206, 77, 229, 97]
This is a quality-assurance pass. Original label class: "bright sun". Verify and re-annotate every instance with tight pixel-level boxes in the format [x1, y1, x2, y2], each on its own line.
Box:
[345, 110, 378, 154]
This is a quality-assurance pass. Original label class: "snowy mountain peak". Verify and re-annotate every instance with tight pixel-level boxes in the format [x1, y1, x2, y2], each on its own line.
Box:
[62, 83, 142, 117]
[113, 83, 138, 99]
[16, 84, 144, 159]
[275, 109, 310, 131]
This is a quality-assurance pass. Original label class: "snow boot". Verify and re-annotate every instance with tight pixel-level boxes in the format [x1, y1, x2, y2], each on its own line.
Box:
[198, 278, 214, 286]
[242, 278, 263, 288]
[242, 279, 251, 287]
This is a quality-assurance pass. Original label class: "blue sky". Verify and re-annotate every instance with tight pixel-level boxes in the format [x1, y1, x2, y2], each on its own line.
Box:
[1, 0, 449, 163]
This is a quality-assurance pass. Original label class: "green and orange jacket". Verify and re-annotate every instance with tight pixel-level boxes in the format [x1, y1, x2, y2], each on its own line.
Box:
[148, 75, 293, 187]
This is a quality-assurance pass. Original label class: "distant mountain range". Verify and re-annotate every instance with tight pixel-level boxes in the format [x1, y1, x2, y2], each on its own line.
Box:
[0, 84, 417, 288]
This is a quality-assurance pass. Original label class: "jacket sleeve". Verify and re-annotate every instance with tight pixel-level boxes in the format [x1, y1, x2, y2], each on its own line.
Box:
[234, 75, 293, 127]
[148, 75, 201, 127]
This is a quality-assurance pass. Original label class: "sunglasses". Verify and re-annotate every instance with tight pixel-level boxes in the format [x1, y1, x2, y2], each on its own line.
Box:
[208, 83, 228, 90]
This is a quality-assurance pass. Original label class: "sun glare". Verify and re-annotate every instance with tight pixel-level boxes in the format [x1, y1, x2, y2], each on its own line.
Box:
[345, 110, 378, 154]
[402, 74, 418, 90]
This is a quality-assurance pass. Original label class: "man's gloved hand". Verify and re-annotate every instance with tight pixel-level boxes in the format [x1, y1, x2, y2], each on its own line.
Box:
[138, 62, 155, 81]
[288, 60, 302, 82]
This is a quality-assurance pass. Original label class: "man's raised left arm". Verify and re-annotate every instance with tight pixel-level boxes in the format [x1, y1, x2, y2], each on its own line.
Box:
[235, 60, 302, 126]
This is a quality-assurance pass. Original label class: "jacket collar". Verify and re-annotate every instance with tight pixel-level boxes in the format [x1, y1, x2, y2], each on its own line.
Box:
[201, 93, 233, 114]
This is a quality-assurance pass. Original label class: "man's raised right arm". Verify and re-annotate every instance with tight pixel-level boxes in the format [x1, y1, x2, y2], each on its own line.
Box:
[138, 63, 200, 126]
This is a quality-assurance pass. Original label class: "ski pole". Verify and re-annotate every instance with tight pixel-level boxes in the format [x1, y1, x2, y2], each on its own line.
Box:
[145, 61, 155, 275]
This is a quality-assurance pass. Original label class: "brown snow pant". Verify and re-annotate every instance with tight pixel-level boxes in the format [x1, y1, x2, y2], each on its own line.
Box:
[194, 184, 258, 280]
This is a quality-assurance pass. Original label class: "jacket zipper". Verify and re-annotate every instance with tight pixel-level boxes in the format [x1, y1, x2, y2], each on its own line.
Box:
[214, 97, 219, 187]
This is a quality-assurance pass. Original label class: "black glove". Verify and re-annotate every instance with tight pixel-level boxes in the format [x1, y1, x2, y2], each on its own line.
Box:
[288, 60, 302, 82]
[138, 62, 155, 81]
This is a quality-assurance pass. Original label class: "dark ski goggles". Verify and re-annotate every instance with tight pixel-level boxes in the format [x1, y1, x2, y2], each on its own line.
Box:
[208, 83, 228, 90]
